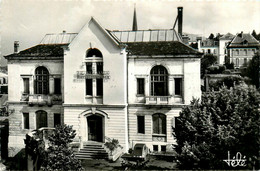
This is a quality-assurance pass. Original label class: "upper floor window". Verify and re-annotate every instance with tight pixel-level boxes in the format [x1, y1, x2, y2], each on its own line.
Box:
[35, 66, 49, 94]
[137, 78, 145, 95]
[85, 48, 103, 97]
[150, 65, 168, 96]
[86, 48, 103, 58]
[23, 78, 30, 94]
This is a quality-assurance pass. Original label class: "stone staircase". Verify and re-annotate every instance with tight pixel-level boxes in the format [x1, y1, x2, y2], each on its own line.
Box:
[75, 141, 109, 160]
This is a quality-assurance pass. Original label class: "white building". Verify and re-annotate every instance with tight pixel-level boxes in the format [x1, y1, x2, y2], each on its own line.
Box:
[5, 7, 202, 157]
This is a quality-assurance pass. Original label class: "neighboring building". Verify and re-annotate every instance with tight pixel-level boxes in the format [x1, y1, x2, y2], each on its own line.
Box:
[227, 32, 260, 68]
[198, 38, 219, 58]
[219, 33, 234, 65]
[4, 7, 202, 157]
[0, 72, 8, 94]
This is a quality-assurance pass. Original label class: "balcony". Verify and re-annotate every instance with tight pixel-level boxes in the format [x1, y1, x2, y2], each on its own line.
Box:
[27, 94, 62, 106]
[145, 96, 183, 105]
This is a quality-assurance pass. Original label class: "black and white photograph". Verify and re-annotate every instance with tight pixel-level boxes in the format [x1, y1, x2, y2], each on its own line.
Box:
[0, 0, 259, 170]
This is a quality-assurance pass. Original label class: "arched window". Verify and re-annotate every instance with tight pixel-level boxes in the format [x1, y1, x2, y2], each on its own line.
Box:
[86, 48, 103, 58]
[153, 113, 166, 134]
[35, 66, 49, 94]
[150, 65, 168, 96]
[36, 110, 47, 129]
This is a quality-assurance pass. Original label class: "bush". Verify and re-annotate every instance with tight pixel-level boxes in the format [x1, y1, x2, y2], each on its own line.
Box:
[173, 85, 260, 170]
[104, 137, 122, 155]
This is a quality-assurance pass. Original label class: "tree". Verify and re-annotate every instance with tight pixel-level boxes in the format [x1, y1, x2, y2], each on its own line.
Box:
[252, 30, 257, 40]
[201, 54, 217, 78]
[41, 125, 82, 171]
[173, 85, 260, 170]
[241, 52, 260, 88]
[208, 33, 214, 39]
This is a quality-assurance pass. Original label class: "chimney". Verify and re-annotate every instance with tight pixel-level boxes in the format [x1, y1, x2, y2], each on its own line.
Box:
[177, 7, 183, 37]
[14, 41, 19, 53]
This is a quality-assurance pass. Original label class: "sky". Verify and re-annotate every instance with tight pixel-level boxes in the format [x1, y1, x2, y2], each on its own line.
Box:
[1, 0, 260, 65]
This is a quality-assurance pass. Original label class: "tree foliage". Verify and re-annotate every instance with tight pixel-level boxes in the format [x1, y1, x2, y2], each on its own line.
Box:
[201, 54, 217, 78]
[241, 52, 260, 89]
[209, 75, 245, 91]
[25, 125, 82, 171]
[41, 124, 82, 171]
[208, 33, 214, 39]
[173, 85, 260, 170]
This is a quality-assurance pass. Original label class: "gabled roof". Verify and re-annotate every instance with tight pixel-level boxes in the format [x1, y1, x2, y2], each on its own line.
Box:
[219, 33, 234, 40]
[126, 41, 202, 56]
[227, 32, 260, 48]
[4, 44, 67, 60]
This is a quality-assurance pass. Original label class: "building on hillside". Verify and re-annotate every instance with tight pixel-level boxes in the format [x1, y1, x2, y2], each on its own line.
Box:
[218, 33, 234, 65]
[4, 7, 202, 157]
[198, 38, 219, 57]
[0, 72, 8, 94]
[227, 32, 260, 68]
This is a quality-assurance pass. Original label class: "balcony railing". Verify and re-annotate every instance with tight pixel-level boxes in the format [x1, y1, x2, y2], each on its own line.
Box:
[145, 96, 171, 105]
[145, 96, 183, 105]
[27, 94, 62, 106]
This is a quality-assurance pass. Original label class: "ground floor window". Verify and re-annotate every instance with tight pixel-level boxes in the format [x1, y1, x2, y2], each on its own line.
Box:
[54, 113, 61, 127]
[36, 110, 47, 129]
[23, 113, 29, 129]
[153, 113, 166, 134]
[137, 115, 145, 134]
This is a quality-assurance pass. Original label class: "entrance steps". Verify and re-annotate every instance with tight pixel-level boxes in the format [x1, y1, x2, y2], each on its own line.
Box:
[75, 141, 109, 160]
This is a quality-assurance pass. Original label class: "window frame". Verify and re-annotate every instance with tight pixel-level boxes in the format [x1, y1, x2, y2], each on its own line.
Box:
[23, 113, 29, 129]
[35, 66, 49, 95]
[137, 78, 145, 96]
[36, 110, 48, 129]
[137, 115, 145, 134]
[150, 65, 168, 96]
[54, 113, 61, 127]
[152, 113, 166, 135]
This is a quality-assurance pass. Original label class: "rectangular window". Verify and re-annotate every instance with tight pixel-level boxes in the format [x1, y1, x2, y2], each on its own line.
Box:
[207, 49, 211, 54]
[54, 113, 61, 127]
[23, 78, 30, 94]
[153, 145, 158, 151]
[161, 145, 166, 152]
[175, 78, 182, 96]
[137, 116, 145, 134]
[137, 78, 145, 95]
[86, 63, 92, 74]
[54, 78, 61, 94]
[86, 79, 93, 96]
[97, 62, 103, 74]
[23, 113, 29, 129]
[96, 79, 103, 96]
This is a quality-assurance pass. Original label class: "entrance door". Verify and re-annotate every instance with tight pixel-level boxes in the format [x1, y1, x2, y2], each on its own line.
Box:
[87, 115, 103, 142]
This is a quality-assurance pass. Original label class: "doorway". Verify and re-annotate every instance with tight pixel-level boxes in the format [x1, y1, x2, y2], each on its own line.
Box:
[87, 115, 103, 142]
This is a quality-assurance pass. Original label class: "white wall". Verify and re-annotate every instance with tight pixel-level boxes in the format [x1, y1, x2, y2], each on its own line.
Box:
[64, 18, 126, 105]
[8, 60, 63, 102]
